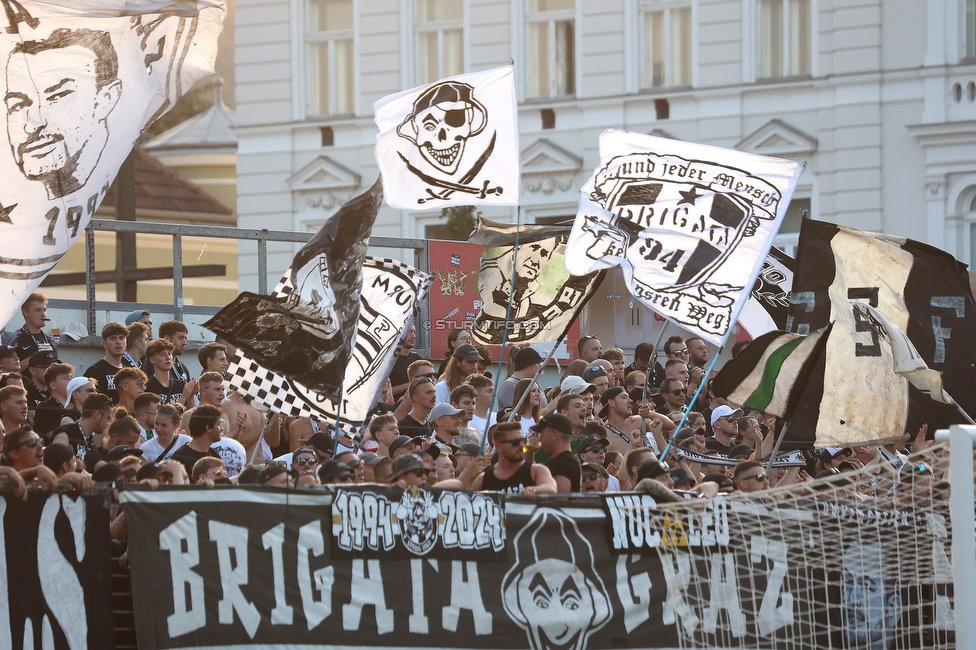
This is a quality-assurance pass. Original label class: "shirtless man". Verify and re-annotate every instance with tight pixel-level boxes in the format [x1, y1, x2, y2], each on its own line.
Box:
[601, 386, 672, 456]
[220, 381, 281, 463]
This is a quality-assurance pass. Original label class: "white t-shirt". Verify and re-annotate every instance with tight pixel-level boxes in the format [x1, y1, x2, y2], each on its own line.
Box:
[434, 379, 451, 405]
[211, 437, 247, 477]
[519, 416, 536, 436]
[607, 475, 621, 491]
[141, 434, 191, 463]
[469, 412, 496, 435]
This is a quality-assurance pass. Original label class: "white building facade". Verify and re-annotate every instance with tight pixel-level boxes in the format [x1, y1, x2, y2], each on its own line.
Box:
[235, 0, 976, 340]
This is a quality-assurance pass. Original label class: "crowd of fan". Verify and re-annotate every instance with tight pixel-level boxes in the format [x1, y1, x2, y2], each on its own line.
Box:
[0, 292, 949, 514]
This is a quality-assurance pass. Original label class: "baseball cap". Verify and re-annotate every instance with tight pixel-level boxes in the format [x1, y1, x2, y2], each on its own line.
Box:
[307, 432, 334, 455]
[581, 462, 609, 479]
[136, 463, 172, 481]
[257, 465, 290, 485]
[600, 386, 626, 405]
[530, 413, 573, 436]
[61, 322, 88, 341]
[728, 445, 754, 459]
[388, 435, 423, 456]
[560, 375, 595, 394]
[513, 347, 544, 371]
[700, 472, 734, 490]
[125, 309, 150, 326]
[710, 405, 743, 426]
[669, 467, 697, 489]
[577, 436, 609, 455]
[236, 466, 262, 484]
[0, 345, 17, 360]
[390, 454, 428, 480]
[318, 459, 353, 483]
[42, 443, 75, 471]
[29, 350, 58, 368]
[420, 444, 441, 460]
[453, 344, 481, 361]
[429, 403, 463, 421]
[106, 445, 144, 463]
[636, 460, 670, 482]
[457, 442, 481, 457]
[359, 452, 384, 466]
[673, 427, 699, 443]
[581, 365, 607, 382]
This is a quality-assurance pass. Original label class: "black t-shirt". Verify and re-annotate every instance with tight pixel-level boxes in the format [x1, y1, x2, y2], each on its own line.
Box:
[52, 421, 99, 469]
[33, 398, 75, 438]
[170, 443, 220, 477]
[397, 414, 431, 439]
[389, 350, 423, 389]
[85, 359, 124, 404]
[5, 326, 57, 362]
[146, 376, 186, 405]
[546, 451, 581, 493]
[24, 380, 48, 421]
[141, 356, 191, 384]
[481, 461, 534, 494]
[705, 437, 732, 455]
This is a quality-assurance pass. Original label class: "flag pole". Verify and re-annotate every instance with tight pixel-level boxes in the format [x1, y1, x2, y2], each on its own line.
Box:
[946, 392, 976, 425]
[639, 321, 670, 442]
[507, 333, 566, 421]
[248, 409, 275, 466]
[766, 421, 790, 487]
[480, 206, 522, 455]
[659, 346, 723, 459]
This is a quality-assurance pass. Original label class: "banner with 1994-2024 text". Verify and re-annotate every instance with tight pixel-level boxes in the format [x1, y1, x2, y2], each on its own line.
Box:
[118, 485, 955, 650]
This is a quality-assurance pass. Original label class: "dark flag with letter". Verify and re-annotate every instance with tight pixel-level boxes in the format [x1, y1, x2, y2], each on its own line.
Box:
[224, 255, 431, 436]
[469, 218, 603, 345]
[0, 0, 223, 326]
[784, 219, 975, 446]
[737, 246, 793, 337]
[206, 179, 382, 399]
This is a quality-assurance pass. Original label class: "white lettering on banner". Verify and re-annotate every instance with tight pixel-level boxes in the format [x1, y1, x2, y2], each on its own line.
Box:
[342, 560, 394, 634]
[750, 536, 793, 635]
[297, 522, 332, 630]
[38, 495, 88, 650]
[409, 559, 434, 633]
[159, 512, 206, 637]
[209, 521, 261, 639]
[442, 561, 492, 634]
[606, 496, 729, 550]
[333, 488, 504, 554]
[702, 553, 746, 637]
[658, 552, 699, 635]
[262, 524, 294, 625]
[615, 555, 653, 633]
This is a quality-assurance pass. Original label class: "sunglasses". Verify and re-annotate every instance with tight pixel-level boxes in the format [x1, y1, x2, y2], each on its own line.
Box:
[725, 416, 739, 423]
[670, 348, 689, 355]
[293, 457, 317, 466]
[500, 437, 527, 447]
[581, 334, 598, 342]
[582, 472, 603, 482]
[335, 473, 355, 483]
[744, 473, 768, 483]
[18, 438, 41, 449]
[343, 458, 362, 469]
[212, 469, 226, 477]
[413, 377, 435, 386]
[668, 389, 685, 396]
[411, 469, 430, 478]
[416, 372, 437, 380]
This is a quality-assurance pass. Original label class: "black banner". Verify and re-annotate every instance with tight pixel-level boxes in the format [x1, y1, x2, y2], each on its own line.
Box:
[120, 486, 956, 650]
[1, 489, 114, 650]
[331, 486, 505, 561]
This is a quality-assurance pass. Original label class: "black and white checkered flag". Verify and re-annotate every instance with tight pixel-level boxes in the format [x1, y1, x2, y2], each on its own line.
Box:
[226, 257, 431, 436]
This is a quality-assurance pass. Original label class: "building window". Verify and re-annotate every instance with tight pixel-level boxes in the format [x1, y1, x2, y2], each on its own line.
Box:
[526, 0, 575, 99]
[416, 0, 464, 84]
[307, 0, 354, 116]
[641, 2, 691, 88]
[758, 0, 811, 79]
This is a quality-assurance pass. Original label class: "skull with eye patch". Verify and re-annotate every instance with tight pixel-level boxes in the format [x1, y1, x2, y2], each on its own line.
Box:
[397, 81, 487, 175]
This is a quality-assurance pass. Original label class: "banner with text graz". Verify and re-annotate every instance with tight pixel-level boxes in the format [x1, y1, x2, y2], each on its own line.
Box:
[1, 489, 114, 650]
[120, 486, 955, 650]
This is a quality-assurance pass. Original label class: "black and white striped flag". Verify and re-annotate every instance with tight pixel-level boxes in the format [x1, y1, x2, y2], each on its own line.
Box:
[785, 219, 975, 446]
[225, 257, 431, 436]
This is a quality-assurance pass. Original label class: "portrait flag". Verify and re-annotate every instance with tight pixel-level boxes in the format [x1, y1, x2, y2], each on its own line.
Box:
[206, 179, 382, 400]
[374, 65, 519, 210]
[784, 219, 976, 446]
[468, 217, 604, 346]
[565, 130, 804, 346]
[0, 1, 224, 326]
[223, 256, 431, 437]
[737, 246, 794, 338]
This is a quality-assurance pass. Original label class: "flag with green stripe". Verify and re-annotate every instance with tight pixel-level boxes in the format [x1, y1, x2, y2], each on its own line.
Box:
[711, 326, 831, 418]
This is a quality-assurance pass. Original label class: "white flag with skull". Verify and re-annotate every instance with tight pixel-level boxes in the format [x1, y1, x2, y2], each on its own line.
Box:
[374, 65, 519, 210]
[565, 130, 803, 346]
[0, 1, 223, 326]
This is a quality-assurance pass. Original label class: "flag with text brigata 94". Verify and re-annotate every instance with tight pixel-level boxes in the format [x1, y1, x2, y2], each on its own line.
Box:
[565, 130, 804, 346]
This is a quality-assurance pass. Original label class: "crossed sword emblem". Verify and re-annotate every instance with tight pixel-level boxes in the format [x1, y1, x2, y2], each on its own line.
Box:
[398, 132, 503, 204]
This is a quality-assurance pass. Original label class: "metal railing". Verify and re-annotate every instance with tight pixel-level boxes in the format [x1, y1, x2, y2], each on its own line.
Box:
[48, 218, 431, 351]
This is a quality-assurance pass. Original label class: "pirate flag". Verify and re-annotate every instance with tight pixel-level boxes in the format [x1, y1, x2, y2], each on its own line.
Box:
[469, 217, 604, 346]
[206, 179, 382, 399]
[224, 256, 431, 436]
[0, 0, 223, 327]
[565, 130, 804, 346]
[374, 65, 519, 210]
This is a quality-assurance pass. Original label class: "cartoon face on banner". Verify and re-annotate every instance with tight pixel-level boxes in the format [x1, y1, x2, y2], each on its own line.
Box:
[502, 509, 611, 650]
[0, 3, 221, 327]
[374, 65, 519, 210]
[395, 487, 440, 555]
